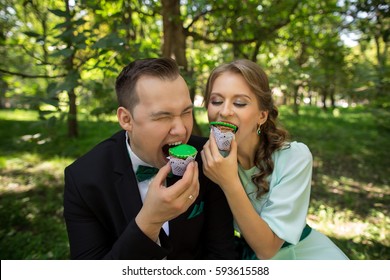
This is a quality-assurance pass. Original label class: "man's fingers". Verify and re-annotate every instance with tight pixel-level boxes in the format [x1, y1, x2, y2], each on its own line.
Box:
[155, 162, 171, 182]
[182, 161, 198, 190]
[176, 161, 199, 202]
[189, 161, 199, 197]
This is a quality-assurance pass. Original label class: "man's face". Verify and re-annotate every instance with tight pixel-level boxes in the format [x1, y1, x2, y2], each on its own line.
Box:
[127, 75, 193, 168]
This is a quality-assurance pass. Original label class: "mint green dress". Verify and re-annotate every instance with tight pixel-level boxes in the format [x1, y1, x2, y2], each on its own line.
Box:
[235, 142, 349, 260]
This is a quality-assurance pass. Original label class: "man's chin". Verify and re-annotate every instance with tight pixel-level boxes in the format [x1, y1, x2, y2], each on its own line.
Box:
[155, 156, 169, 168]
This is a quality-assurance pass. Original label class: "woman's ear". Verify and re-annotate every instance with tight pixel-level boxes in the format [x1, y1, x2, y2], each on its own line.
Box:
[259, 110, 269, 125]
[117, 107, 133, 131]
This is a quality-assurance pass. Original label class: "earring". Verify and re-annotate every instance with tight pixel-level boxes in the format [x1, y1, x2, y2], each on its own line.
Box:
[257, 124, 261, 135]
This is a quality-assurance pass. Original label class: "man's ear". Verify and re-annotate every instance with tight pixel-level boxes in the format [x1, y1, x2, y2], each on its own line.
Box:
[117, 107, 133, 131]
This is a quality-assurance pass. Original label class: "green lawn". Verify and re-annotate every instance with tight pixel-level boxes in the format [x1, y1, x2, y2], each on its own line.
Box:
[0, 106, 389, 259]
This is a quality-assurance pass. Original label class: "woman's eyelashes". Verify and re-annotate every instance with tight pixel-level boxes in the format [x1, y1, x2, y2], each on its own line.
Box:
[210, 100, 223, 106]
[234, 102, 247, 107]
[210, 99, 247, 107]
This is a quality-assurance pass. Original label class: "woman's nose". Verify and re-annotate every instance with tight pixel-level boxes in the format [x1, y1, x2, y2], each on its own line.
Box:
[220, 104, 234, 117]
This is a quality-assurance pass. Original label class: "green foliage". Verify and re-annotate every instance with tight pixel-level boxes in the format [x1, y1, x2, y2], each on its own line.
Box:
[92, 33, 126, 50]
[1, 0, 388, 137]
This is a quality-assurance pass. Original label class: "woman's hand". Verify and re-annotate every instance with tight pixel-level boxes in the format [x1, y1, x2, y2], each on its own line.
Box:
[201, 130, 240, 192]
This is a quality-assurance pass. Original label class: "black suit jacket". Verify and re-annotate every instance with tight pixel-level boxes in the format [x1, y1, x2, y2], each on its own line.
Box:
[63, 130, 236, 259]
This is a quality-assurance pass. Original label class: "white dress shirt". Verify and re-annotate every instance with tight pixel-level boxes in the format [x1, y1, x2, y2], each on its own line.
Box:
[125, 132, 170, 236]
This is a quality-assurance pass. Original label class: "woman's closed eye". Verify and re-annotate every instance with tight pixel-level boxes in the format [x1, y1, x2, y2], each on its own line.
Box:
[210, 100, 247, 107]
[234, 102, 247, 107]
[210, 100, 223, 106]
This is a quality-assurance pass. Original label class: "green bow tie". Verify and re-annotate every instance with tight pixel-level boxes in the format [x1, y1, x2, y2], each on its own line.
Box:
[135, 165, 174, 182]
[135, 165, 159, 182]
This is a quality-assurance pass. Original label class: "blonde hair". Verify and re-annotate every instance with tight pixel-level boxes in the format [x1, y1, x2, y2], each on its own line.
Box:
[205, 59, 289, 196]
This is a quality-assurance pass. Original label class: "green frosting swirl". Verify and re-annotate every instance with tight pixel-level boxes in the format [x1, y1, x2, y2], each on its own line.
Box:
[169, 144, 197, 159]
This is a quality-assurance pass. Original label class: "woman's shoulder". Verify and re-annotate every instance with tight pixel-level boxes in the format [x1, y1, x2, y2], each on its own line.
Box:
[274, 141, 312, 163]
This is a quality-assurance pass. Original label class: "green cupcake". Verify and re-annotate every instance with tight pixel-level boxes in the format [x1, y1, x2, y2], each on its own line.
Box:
[169, 144, 197, 159]
[169, 144, 198, 176]
[210, 121, 237, 154]
[210, 121, 238, 133]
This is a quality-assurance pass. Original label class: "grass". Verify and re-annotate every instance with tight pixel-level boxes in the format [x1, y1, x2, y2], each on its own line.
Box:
[0, 106, 389, 259]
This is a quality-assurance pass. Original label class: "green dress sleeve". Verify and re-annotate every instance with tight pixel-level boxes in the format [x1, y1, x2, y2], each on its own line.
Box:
[237, 142, 313, 245]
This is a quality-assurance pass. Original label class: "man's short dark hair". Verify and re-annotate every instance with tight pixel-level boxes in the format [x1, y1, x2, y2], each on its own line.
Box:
[115, 57, 180, 113]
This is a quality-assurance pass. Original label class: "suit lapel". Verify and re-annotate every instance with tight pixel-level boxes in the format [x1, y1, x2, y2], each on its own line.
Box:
[115, 172, 143, 223]
[111, 131, 143, 223]
[165, 175, 181, 240]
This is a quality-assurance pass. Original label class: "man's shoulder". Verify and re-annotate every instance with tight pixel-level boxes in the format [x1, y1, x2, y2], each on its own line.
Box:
[66, 130, 125, 170]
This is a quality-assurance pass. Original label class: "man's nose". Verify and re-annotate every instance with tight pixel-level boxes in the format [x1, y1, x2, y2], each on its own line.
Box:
[170, 116, 187, 135]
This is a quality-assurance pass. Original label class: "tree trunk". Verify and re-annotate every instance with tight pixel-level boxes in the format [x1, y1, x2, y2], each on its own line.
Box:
[374, 34, 388, 101]
[64, 0, 78, 138]
[321, 88, 328, 111]
[293, 84, 300, 115]
[68, 88, 78, 137]
[122, 0, 136, 42]
[161, 0, 186, 68]
[330, 85, 336, 109]
[308, 86, 313, 106]
[161, 0, 202, 136]
[0, 74, 7, 109]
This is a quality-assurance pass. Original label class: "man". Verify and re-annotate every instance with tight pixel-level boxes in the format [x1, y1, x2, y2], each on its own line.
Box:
[63, 58, 236, 259]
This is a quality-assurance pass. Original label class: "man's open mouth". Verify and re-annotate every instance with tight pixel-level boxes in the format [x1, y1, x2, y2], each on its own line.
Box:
[162, 141, 182, 157]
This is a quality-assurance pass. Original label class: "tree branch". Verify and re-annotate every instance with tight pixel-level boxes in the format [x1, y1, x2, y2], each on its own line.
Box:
[185, 30, 258, 44]
[185, 1, 299, 46]
[0, 68, 66, 78]
[184, 7, 223, 30]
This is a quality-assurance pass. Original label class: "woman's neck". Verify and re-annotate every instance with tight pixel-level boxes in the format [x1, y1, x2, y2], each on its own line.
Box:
[237, 143, 259, 170]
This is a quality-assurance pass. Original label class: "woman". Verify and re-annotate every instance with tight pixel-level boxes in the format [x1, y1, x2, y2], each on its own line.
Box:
[201, 59, 349, 260]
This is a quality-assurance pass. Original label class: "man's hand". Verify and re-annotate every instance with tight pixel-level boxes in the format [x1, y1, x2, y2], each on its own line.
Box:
[135, 161, 199, 241]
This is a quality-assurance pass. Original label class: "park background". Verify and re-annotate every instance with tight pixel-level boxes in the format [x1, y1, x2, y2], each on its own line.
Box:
[0, 0, 389, 259]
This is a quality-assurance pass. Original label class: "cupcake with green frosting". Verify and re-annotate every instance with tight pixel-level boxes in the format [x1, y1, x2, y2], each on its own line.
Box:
[168, 144, 198, 176]
[210, 121, 238, 152]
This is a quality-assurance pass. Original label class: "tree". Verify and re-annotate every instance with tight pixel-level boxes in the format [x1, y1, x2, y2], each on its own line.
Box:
[0, 0, 386, 139]
[184, 0, 300, 61]
[345, 0, 389, 107]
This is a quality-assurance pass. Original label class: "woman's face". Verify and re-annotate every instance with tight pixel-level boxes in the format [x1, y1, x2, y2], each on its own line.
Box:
[207, 72, 268, 150]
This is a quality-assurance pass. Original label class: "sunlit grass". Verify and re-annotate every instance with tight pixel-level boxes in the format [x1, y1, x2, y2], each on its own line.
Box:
[0, 156, 71, 259]
[0, 153, 73, 193]
[0, 106, 389, 259]
[0, 109, 38, 121]
[0, 110, 119, 259]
